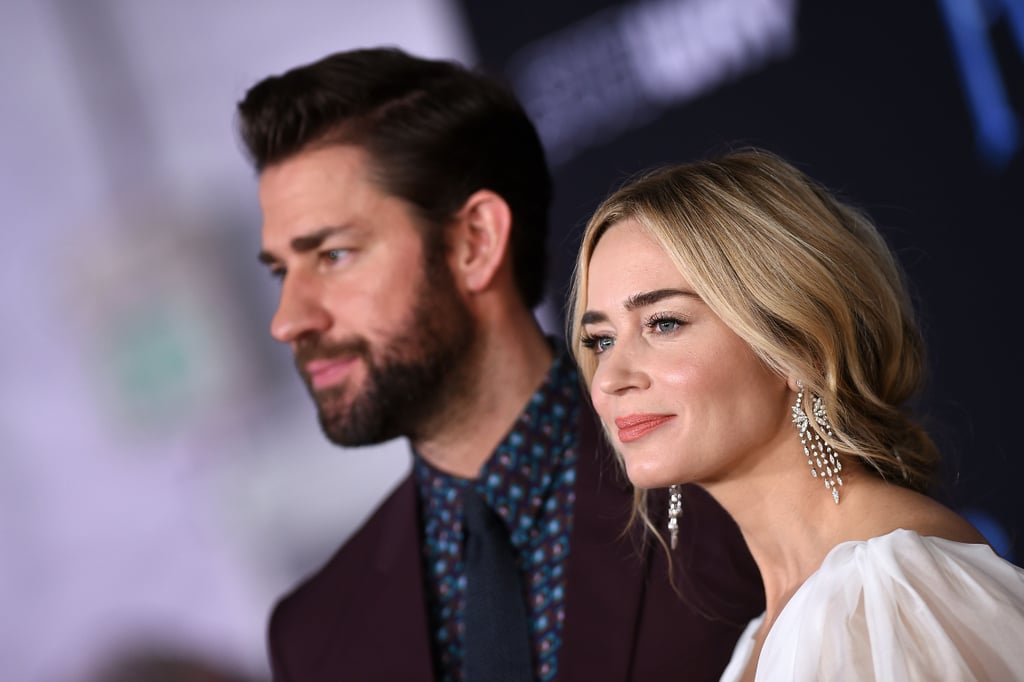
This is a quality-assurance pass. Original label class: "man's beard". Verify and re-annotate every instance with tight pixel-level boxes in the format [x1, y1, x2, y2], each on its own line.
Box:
[294, 258, 475, 446]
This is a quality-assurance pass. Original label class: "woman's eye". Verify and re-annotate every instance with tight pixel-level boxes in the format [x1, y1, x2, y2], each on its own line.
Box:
[582, 334, 615, 354]
[654, 319, 679, 333]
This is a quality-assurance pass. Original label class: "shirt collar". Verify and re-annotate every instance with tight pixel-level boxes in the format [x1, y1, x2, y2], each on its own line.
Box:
[413, 351, 581, 546]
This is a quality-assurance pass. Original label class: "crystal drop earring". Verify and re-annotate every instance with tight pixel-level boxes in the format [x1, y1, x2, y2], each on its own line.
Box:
[791, 381, 843, 504]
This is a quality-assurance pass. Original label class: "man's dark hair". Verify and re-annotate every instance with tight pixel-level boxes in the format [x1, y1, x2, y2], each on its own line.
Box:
[236, 46, 553, 309]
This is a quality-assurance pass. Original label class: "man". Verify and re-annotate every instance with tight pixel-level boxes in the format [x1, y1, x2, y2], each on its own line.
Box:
[237, 47, 764, 682]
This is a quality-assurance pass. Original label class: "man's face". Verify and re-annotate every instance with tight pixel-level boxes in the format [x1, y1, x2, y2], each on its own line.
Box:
[257, 145, 474, 445]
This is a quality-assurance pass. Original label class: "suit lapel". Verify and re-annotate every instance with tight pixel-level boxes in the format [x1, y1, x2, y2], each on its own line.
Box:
[352, 475, 437, 681]
[560, 405, 650, 681]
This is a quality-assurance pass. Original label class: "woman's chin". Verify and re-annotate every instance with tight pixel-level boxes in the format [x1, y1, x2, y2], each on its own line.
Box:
[623, 460, 679, 490]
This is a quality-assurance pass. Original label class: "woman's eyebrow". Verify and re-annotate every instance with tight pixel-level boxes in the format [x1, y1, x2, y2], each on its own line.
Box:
[624, 288, 695, 310]
[581, 288, 696, 326]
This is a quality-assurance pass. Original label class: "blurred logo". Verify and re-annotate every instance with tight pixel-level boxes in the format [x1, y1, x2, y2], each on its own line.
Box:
[508, 0, 798, 165]
[938, 0, 1023, 170]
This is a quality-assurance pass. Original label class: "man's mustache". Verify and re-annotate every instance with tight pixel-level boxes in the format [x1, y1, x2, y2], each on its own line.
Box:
[294, 336, 371, 380]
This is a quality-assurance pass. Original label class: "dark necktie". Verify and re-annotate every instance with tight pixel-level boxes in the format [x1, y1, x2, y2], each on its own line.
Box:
[462, 492, 534, 682]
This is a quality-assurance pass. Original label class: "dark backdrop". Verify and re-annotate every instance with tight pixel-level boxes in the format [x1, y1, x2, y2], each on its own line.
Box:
[457, 0, 1023, 564]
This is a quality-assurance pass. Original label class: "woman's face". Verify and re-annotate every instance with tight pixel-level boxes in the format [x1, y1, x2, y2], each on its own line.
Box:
[581, 219, 792, 490]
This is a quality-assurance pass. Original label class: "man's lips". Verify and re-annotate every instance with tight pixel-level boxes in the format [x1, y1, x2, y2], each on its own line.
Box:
[304, 357, 359, 390]
[614, 414, 676, 443]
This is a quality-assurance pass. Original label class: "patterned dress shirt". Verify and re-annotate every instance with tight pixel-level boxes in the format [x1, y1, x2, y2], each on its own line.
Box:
[414, 352, 581, 682]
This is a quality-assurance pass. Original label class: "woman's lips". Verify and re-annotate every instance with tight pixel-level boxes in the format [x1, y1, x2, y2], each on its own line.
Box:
[614, 414, 676, 443]
[305, 357, 358, 390]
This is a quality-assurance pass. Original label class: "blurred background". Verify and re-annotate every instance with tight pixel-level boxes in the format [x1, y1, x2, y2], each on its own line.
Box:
[3, 0, 1020, 680]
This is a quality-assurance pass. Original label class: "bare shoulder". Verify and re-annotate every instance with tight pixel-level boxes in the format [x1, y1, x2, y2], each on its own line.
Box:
[849, 478, 988, 546]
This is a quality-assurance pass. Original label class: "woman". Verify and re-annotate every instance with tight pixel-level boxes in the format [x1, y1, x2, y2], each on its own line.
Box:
[568, 148, 1024, 680]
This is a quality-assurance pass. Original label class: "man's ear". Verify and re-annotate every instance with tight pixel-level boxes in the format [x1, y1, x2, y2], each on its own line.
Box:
[449, 189, 513, 294]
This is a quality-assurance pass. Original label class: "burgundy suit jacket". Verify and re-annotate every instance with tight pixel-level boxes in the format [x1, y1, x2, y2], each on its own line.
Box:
[267, 408, 765, 681]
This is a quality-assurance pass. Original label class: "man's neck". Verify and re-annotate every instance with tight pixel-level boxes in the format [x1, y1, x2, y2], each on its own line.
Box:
[413, 315, 555, 479]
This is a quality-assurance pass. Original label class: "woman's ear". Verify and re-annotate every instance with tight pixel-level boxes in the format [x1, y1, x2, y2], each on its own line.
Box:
[449, 189, 513, 294]
[787, 376, 802, 393]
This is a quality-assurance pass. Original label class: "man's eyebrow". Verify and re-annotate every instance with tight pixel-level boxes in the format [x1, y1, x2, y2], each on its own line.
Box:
[580, 288, 697, 326]
[257, 225, 349, 265]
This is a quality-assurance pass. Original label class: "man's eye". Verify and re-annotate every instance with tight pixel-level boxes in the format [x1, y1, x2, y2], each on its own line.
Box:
[319, 248, 353, 269]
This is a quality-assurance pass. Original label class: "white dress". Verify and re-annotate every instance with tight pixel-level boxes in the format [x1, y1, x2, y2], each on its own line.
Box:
[720, 529, 1024, 681]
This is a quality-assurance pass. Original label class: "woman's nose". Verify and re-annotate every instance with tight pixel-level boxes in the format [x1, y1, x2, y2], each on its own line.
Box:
[595, 344, 651, 396]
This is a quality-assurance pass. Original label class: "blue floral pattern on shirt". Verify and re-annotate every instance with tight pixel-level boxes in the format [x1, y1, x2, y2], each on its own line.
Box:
[415, 353, 580, 682]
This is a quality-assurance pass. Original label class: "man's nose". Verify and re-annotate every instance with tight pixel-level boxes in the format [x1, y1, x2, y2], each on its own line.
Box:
[269, 273, 332, 345]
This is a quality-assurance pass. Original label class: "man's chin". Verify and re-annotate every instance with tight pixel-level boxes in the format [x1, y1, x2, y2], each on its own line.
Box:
[319, 422, 393, 448]
[316, 404, 392, 447]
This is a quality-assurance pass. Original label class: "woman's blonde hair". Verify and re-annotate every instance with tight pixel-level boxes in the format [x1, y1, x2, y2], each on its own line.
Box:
[568, 148, 939, 529]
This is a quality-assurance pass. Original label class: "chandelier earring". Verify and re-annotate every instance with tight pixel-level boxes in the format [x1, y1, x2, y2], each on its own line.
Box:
[791, 381, 843, 504]
[667, 484, 682, 549]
